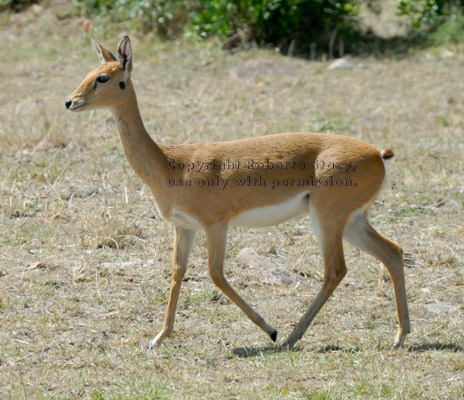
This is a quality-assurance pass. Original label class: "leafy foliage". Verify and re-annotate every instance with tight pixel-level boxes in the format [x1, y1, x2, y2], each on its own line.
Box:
[74, 0, 363, 54]
[398, 0, 464, 27]
[188, 0, 360, 52]
[71, 0, 464, 51]
[398, 0, 464, 44]
[74, 0, 196, 37]
[0, 0, 38, 12]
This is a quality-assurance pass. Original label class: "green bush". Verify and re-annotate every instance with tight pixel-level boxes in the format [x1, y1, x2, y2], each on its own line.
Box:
[0, 0, 38, 12]
[74, 0, 196, 37]
[398, 0, 464, 28]
[74, 0, 362, 54]
[398, 0, 464, 44]
[188, 0, 360, 54]
[72, 0, 464, 52]
[430, 12, 464, 43]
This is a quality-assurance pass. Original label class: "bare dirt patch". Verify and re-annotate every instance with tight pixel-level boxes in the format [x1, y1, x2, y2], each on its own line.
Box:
[0, 2, 463, 399]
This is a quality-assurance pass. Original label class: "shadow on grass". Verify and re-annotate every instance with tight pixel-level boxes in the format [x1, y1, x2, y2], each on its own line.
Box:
[232, 346, 278, 358]
[232, 343, 360, 358]
[233, 342, 464, 358]
[313, 344, 361, 353]
[262, 28, 431, 60]
[408, 342, 464, 352]
[313, 343, 464, 353]
[232, 344, 307, 358]
[232, 342, 463, 358]
[315, 343, 463, 353]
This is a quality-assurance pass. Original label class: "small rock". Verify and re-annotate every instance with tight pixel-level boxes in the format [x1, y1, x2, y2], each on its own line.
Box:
[327, 58, 355, 70]
[440, 49, 455, 58]
[229, 59, 295, 79]
[31, 4, 44, 15]
[26, 262, 44, 271]
[237, 248, 304, 286]
[425, 302, 457, 315]
[237, 248, 274, 269]
[264, 268, 305, 286]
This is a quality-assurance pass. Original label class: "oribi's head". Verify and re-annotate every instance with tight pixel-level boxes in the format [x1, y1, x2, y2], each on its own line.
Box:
[65, 36, 133, 112]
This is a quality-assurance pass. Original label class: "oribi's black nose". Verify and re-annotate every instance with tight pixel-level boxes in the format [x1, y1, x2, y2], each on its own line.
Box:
[65, 99, 72, 109]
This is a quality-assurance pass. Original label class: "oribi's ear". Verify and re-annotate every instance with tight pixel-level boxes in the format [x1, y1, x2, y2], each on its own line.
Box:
[117, 36, 133, 74]
[92, 38, 117, 64]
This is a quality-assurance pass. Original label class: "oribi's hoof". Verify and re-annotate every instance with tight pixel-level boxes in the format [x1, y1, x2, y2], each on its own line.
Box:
[391, 334, 406, 349]
[270, 330, 278, 342]
[149, 339, 162, 350]
[278, 341, 295, 352]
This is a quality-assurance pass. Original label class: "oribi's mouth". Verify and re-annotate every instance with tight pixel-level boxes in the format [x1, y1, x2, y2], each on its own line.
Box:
[65, 99, 86, 111]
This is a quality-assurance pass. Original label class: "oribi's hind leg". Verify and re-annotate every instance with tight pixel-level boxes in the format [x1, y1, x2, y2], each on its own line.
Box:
[282, 207, 348, 349]
[344, 210, 410, 347]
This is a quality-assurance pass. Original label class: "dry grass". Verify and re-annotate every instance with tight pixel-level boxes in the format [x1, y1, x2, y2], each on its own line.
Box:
[1, 3, 463, 400]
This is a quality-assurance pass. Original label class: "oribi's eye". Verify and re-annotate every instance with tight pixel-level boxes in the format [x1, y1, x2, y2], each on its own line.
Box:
[119, 81, 126, 90]
[96, 75, 109, 83]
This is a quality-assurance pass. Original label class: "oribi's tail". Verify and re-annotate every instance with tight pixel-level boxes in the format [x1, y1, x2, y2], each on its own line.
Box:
[381, 149, 394, 160]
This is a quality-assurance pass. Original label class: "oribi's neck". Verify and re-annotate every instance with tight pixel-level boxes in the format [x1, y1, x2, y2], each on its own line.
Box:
[111, 80, 166, 187]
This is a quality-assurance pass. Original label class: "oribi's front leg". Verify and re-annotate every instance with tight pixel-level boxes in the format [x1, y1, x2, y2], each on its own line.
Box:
[149, 226, 196, 348]
[206, 223, 277, 342]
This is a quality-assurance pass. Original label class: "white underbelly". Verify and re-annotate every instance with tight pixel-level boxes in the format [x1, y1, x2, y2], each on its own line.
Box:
[230, 191, 310, 228]
[167, 192, 310, 230]
[168, 208, 204, 230]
